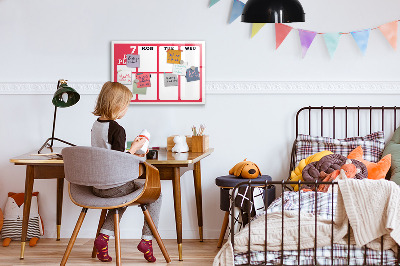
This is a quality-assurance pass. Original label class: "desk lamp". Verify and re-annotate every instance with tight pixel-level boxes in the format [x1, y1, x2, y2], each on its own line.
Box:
[38, 79, 80, 154]
[241, 0, 305, 23]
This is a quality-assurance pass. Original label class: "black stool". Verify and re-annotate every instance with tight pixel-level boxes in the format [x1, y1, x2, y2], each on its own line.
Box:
[215, 175, 275, 248]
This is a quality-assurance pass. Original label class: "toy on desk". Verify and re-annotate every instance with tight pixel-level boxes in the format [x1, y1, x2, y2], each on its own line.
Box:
[229, 159, 261, 179]
[172, 135, 189, 153]
[1, 192, 44, 247]
[135, 129, 150, 155]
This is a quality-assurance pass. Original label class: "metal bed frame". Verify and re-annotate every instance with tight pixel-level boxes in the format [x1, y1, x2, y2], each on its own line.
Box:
[230, 106, 400, 266]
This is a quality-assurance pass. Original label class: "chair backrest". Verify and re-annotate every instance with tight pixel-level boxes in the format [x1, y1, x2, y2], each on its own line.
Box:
[62, 146, 145, 187]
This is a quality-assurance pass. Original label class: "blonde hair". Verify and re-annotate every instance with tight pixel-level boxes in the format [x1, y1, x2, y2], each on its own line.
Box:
[93, 81, 133, 120]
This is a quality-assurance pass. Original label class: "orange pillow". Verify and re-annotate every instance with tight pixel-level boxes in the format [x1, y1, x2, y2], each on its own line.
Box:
[347, 146, 391, 180]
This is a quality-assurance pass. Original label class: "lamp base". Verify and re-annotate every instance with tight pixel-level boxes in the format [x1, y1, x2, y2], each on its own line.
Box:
[38, 137, 76, 154]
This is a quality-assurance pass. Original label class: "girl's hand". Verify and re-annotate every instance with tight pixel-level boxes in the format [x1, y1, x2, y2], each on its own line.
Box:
[134, 148, 149, 157]
[129, 137, 147, 154]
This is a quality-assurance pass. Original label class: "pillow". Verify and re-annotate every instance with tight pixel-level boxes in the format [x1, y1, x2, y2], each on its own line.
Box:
[382, 126, 400, 184]
[289, 150, 333, 191]
[302, 154, 368, 190]
[348, 146, 391, 180]
[295, 131, 385, 167]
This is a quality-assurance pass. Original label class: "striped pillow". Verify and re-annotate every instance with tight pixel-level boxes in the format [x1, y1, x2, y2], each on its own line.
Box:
[294, 131, 385, 167]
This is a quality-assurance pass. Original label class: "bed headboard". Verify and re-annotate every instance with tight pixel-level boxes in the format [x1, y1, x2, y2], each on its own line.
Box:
[290, 106, 400, 179]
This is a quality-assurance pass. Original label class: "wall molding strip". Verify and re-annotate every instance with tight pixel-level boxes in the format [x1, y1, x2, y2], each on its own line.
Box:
[0, 81, 399, 95]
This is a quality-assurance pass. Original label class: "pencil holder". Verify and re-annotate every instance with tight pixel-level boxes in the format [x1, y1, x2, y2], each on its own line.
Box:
[191, 135, 209, 153]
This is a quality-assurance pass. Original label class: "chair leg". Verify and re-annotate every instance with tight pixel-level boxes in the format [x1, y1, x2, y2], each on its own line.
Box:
[114, 209, 121, 266]
[217, 211, 230, 248]
[141, 205, 171, 263]
[60, 208, 88, 266]
[91, 209, 108, 258]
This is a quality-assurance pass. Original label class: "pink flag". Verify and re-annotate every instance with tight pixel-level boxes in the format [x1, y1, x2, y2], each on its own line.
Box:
[378, 21, 398, 50]
[275, 24, 293, 49]
[298, 29, 317, 58]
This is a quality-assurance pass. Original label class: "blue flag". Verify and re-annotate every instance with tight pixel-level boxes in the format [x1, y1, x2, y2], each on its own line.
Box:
[351, 29, 370, 55]
[229, 0, 245, 24]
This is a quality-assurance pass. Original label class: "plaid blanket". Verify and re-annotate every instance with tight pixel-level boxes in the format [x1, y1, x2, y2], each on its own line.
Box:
[234, 191, 397, 265]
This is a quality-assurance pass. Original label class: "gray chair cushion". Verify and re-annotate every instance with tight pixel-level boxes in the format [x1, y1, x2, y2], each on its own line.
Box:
[69, 180, 145, 208]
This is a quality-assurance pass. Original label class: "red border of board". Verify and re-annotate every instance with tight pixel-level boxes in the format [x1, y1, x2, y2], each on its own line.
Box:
[112, 42, 204, 104]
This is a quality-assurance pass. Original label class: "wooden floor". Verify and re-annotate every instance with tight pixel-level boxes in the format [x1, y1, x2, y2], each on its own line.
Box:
[0, 239, 221, 265]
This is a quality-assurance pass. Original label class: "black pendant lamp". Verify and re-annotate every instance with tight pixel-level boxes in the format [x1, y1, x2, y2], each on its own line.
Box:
[242, 0, 305, 23]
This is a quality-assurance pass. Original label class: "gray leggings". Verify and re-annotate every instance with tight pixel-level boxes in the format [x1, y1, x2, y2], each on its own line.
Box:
[92, 180, 162, 240]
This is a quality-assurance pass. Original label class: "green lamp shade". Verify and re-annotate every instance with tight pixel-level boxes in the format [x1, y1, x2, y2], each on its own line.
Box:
[52, 84, 80, 108]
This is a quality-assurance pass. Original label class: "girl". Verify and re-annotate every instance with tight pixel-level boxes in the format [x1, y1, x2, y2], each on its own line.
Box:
[91, 81, 161, 263]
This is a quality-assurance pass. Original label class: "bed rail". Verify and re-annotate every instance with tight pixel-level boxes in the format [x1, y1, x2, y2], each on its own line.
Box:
[230, 180, 400, 266]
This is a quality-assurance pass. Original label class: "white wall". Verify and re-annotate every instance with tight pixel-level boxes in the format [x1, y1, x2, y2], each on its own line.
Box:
[1, 0, 400, 239]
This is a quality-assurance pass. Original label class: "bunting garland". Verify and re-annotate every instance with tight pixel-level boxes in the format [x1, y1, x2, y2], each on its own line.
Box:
[208, 1, 399, 58]
[323, 33, 341, 58]
[229, 0, 245, 24]
[378, 21, 398, 50]
[251, 23, 266, 38]
[298, 30, 317, 58]
[209, 0, 220, 8]
[275, 23, 292, 49]
[351, 29, 370, 55]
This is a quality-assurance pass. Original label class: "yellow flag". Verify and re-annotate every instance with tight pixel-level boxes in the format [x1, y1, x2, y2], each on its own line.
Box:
[251, 23, 266, 38]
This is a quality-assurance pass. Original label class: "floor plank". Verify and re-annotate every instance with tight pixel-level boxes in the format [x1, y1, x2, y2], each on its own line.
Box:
[0, 239, 221, 265]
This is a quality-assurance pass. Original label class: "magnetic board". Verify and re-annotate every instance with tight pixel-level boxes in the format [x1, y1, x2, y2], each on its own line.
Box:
[111, 41, 205, 104]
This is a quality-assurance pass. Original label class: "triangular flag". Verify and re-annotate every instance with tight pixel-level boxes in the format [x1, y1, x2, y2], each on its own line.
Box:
[275, 23, 293, 49]
[323, 33, 341, 58]
[298, 29, 317, 58]
[209, 0, 220, 7]
[251, 23, 266, 38]
[351, 29, 370, 55]
[229, 0, 245, 24]
[378, 21, 398, 50]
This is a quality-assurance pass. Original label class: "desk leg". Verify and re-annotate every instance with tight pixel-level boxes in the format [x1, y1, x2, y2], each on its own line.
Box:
[20, 165, 34, 259]
[56, 178, 64, 241]
[172, 167, 183, 261]
[193, 161, 203, 242]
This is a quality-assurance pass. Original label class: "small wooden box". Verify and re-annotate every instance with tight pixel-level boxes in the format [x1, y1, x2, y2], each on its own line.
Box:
[191, 135, 209, 153]
[167, 135, 192, 151]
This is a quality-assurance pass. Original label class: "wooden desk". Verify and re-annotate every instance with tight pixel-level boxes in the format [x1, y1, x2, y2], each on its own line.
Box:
[10, 147, 213, 261]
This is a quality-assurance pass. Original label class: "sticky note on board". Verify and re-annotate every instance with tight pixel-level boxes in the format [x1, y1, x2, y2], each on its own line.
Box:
[172, 63, 188, 76]
[164, 73, 178, 87]
[136, 73, 151, 88]
[132, 83, 147, 95]
[117, 71, 132, 85]
[167, 50, 182, 64]
[126, 54, 140, 68]
[186, 67, 200, 82]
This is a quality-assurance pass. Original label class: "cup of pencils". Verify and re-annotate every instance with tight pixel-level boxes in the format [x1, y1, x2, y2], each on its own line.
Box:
[191, 124, 209, 152]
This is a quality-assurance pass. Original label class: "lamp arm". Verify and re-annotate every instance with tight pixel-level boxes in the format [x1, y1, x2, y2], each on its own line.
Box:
[50, 79, 61, 148]
[50, 105, 57, 148]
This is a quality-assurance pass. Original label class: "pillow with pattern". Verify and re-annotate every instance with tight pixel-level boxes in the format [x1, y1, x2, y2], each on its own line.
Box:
[294, 131, 385, 167]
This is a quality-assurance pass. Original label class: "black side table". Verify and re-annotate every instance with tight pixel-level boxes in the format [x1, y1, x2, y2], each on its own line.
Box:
[215, 175, 275, 248]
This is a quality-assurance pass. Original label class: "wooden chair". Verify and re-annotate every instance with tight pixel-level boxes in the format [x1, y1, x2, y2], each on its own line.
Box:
[60, 146, 171, 265]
